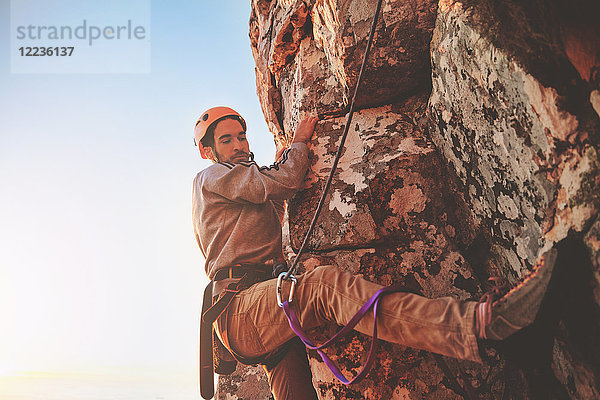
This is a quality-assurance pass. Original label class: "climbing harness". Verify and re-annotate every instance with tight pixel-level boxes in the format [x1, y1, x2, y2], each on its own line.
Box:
[276, 0, 392, 385]
[200, 263, 285, 400]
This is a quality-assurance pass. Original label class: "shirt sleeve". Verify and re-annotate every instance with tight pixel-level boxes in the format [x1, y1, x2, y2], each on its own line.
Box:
[200, 142, 309, 204]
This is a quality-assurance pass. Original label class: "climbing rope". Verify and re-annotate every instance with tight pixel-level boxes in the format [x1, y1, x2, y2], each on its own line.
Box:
[283, 0, 384, 281]
[273, 0, 387, 386]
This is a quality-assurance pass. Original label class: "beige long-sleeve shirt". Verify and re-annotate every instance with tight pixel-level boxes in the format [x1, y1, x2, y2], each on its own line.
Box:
[192, 142, 309, 282]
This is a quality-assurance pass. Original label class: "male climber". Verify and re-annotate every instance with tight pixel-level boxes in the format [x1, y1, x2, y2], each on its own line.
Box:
[192, 106, 557, 399]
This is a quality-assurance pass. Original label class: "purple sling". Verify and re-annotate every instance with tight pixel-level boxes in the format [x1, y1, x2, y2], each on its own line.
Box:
[281, 284, 401, 384]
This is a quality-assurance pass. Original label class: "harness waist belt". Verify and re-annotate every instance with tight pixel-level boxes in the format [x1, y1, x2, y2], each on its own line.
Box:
[203, 265, 273, 325]
[213, 264, 272, 281]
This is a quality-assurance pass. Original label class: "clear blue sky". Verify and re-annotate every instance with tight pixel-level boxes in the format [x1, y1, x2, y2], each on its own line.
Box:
[0, 0, 274, 389]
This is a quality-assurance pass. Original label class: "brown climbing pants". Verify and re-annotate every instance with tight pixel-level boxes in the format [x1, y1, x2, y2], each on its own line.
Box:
[262, 337, 319, 399]
[216, 265, 481, 399]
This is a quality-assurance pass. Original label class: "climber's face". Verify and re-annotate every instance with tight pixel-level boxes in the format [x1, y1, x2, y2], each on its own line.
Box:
[206, 118, 250, 163]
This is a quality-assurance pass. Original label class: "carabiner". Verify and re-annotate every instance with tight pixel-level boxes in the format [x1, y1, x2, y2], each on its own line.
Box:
[277, 272, 297, 308]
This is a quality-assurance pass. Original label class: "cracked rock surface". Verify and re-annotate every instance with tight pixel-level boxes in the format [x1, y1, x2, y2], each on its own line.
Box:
[216, 0, 600, 398]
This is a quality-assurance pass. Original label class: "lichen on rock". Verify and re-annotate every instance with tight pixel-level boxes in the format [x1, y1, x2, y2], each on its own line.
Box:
[216, 0, 600, 398]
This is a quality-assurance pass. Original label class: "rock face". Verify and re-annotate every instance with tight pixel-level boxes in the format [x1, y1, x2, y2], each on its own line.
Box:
[217, 0, 600, 398]
[215, 363, 272, 400]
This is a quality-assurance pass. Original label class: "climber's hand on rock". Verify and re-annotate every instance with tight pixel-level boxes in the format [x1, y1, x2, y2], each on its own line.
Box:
[292, 115, 318, 145]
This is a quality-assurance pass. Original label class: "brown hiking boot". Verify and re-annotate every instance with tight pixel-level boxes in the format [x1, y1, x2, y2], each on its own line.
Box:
[476, 248, 558, 340]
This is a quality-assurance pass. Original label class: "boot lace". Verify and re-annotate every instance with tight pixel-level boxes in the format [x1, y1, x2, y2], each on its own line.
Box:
[477, 277, 509, 337]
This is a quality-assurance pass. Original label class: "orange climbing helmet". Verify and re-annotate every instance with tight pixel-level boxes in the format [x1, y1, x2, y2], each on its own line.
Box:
[194, 106, 247, 159]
